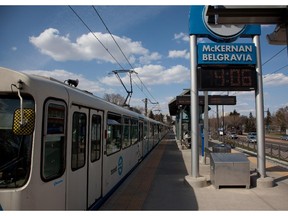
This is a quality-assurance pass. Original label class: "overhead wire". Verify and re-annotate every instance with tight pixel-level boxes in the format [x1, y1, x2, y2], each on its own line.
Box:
[92, 6, 160, 105]
[225, 45, 287, 98]
[69, 5, 159, 107]
[92, 6, 134, 70]
[68, 6, 125, 70]
[263, 64, 288, 84]
[262, 46, 288, 81]
[262, 46, 287, 67]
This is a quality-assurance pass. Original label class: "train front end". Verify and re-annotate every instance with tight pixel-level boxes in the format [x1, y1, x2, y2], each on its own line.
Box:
[0, 67, 36, 210]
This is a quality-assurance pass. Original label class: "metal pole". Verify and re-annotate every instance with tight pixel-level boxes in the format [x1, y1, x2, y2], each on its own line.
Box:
[190, 34, 199, 177]
[145, 98, 148, 116]
[216, 105, 219, 132]
[203, 91, 209, 164]
[179, 106, 183, 146]
[222, 105, 224, 131]
[253, 35, 266, 178]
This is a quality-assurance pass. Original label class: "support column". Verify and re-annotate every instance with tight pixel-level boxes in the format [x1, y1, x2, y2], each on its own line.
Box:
[202, 91, 209, 164]
[253, 35, 273, 188]
[179, 106, 183, 147]
[190, 35, 199, 178]
[185, 34, 207, 188]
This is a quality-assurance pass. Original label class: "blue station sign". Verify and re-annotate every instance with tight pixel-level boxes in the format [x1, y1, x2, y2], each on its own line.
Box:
[189, 6, 261, 42]
[198, 43, 256, 65]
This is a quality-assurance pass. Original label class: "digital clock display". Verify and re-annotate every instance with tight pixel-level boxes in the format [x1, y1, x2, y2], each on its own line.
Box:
[198, 67, 257, 91]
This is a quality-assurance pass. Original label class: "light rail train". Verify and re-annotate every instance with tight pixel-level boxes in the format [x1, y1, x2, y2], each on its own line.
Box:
[0, 67, 168, 210]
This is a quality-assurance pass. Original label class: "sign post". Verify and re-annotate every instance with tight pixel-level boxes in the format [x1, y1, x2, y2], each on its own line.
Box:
[203, 91, 209, 164]
[190, 34, 199, 178]
[253, 35, 273, 187]
[186, 5, 272, 188]
[184, 34, 207, 187]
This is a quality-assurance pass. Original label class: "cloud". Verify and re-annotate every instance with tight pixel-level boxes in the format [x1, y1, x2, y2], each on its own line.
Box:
[168, 50, 190, 59]
[11, 47, 17, 51]
[29, 28, 159, 64]
[174, 32, 189, 42]
[22, 69, 105, 94]
[100, 64, 190, 86]
[139, 52, 162, 64]
[263, 73, 288, 86]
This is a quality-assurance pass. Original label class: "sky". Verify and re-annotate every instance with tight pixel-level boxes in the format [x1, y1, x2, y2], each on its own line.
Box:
[1, 2, 287, 118]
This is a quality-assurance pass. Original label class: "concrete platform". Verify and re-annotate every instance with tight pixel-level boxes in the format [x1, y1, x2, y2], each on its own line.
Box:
[99, 132, 288, 211]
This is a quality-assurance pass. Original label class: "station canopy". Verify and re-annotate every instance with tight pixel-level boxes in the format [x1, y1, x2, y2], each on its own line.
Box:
[168, 89, 236, 116]
[206, 5, 288, 45]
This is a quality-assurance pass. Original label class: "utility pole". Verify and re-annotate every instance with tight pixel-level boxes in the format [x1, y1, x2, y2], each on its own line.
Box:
[142, 98, 159, 116]
[143, 98, 148, 116]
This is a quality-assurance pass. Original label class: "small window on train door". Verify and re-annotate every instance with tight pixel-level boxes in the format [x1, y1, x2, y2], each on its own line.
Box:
[71, 112, 87, 171]
[91, 114, 101, 162]
[131, 118, 139, 145]
[139, 121, 144, 142]
[144, 121, 148, 140]
[107, 113, 122, 155]
[122, 116, 130, 149]
[42, 101, 66, 181]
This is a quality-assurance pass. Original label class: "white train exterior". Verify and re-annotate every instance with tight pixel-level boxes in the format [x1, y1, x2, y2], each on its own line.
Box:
[0, 67, 168, 210]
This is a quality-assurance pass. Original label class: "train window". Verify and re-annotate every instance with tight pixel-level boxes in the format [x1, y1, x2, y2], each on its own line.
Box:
[91, 115, 101, 162]
[0, 96, 34, 188]
[131, 118, 139, 145]
[42, 101, 66, 181]
[122, 117, 130, 149]
[71, 112, 86, 171]
[107, 113, 121, 155]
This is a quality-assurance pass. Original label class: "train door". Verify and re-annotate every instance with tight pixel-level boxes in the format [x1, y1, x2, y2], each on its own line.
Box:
[66, 105, 89, 210]
[87, 110, 103, 207]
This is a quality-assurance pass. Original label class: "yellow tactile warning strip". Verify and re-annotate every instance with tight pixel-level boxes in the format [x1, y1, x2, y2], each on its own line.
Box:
[100, 139, 167, 210]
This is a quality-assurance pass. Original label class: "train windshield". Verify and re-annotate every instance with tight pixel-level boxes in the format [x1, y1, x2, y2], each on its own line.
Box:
[0, 96, 34, 188]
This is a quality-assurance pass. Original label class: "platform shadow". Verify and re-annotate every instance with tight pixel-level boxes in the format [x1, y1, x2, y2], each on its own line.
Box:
[142, 132, 199, 210]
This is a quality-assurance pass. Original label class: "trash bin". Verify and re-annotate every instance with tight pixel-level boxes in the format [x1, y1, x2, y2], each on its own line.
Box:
[212, 144, 231, 153]
[210, 153, 250, 189]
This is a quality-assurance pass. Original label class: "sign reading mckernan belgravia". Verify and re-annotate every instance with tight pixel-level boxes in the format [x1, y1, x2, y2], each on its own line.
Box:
[198, 43, 256, 65]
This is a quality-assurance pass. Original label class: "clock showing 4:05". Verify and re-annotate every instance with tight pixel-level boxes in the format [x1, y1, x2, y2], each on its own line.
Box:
[198, 66, 257, 91]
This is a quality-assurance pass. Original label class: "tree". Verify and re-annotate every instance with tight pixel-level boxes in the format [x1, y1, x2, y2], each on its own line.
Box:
[103, 93, 125, 106]
[275, 106, 288, 132]
[154, 113, 164, 122]
[265, 108, 272, 133]
[229, 109, 240, 117]
[148, 110, 155, 119]
[229, 109, 240, 130]
[244, 112, 256, 132]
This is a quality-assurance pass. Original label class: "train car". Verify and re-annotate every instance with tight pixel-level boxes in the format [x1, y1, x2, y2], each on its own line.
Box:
[0, 67, 168, 210]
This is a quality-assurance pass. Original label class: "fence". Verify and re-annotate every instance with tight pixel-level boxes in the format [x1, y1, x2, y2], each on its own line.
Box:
[212, 134, 288, 163]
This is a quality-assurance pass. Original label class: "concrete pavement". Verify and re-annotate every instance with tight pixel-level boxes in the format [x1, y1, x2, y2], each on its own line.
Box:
[99, 132, 288, 210]
[180, 138, 288, 210]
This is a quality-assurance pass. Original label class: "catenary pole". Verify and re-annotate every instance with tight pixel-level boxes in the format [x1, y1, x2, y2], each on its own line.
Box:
[190, 34, 199, 177]
[253, 35, 266, 178]
[203, 91, 209, 164]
